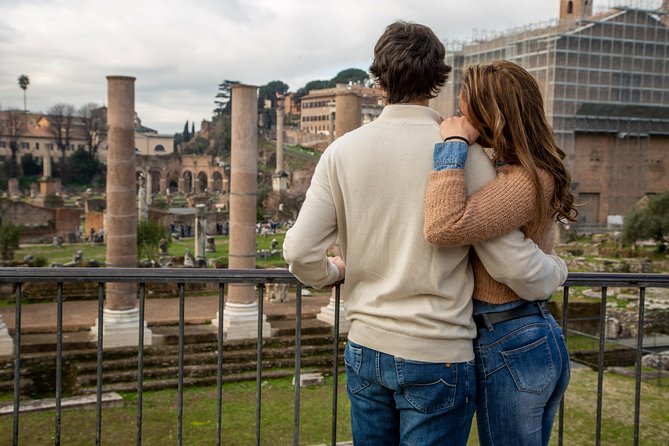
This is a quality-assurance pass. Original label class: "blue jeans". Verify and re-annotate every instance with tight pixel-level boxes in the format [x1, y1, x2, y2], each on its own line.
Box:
[473, 300, 571, 446]
[344, 340, 476, 446]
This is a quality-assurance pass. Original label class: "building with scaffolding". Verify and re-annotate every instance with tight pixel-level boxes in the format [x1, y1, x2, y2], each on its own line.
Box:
[432, 0, 669, 224]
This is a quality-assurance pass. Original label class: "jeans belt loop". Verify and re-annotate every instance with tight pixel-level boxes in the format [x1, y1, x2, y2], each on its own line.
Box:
[482, 313, 494, 331]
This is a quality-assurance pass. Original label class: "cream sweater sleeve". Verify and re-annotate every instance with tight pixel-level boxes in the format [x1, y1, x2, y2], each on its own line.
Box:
[283, 152, 341, 289]
[463, 145, 567, 299]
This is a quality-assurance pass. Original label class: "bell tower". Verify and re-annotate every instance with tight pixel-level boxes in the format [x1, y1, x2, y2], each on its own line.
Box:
[560, 0, 593, 20]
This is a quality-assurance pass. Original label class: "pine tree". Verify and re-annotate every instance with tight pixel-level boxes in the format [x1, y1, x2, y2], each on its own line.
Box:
[183, 121, 190, 142]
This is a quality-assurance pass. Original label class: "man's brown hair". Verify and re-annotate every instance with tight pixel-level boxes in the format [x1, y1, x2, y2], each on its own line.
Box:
[369, 21, 451, 104]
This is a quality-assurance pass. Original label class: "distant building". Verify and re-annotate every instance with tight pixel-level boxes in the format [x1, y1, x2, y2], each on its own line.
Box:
[432, 0, 669, 224]
[300, 84, 384, 135]
[0, 108, 175, 168]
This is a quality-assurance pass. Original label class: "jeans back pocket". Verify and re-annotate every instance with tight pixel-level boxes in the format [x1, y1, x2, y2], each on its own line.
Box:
[400, 360, 459, 413]
[344, 342, 370, 394]
[501, 336, 555, 394]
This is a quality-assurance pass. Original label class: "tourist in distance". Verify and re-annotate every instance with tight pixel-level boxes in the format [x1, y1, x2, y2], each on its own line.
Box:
[284, 22, 568, 445]
[423, 60, 578, 446]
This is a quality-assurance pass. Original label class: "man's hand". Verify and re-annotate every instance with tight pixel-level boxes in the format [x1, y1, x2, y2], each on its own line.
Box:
[329, 256, 346, 281]
[439, 116, 479, 144]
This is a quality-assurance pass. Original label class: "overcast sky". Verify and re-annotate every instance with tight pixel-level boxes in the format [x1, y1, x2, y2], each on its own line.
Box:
[0, 0, 652, 134]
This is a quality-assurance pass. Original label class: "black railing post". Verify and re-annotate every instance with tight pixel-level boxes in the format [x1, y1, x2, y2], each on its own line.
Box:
[177, 283, 186, 446]
[55, 282, 64, 446]
[136, 282, 146, 446]
[293, 283, 303, 446]
[216, 283, 225, 446]
[95, 282, 105, 446]
[595, 286, 608, 446]
[331, 284, 341, 446]
[12, 283, 22, 446]
[557, 285, 570, 446]
[633, 287, 646, 446]
[256, 285, 265, 446]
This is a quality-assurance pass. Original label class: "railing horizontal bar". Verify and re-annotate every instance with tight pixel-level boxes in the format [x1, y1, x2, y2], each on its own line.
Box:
[563, 272, 669, 287]
[2, 269, 666, 287]
[0, 268, 300, 284]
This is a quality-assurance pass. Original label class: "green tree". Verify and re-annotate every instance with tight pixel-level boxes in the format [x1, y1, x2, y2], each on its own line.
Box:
[258, 80, 290, 109]
[137, 218, 169, 262]
[213, 79, 239, 116]
[331, 68, 369, 85]
[183, 121, 190, 142]
[58, 148, 103, 186]
[21, 154, 40, 176]
[47, 103, 75, 164]
[1, 109, 27, 177]
[18, 74, 29, 113]
[0, 221, 20, 262]
[623, 191, 669, 252]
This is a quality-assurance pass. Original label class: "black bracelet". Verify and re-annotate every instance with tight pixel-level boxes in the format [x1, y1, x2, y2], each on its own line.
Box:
[443, 135, 470, 145]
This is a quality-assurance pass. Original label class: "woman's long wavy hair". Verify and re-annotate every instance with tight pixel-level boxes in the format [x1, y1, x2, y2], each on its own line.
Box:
[460, 60, 578, 231]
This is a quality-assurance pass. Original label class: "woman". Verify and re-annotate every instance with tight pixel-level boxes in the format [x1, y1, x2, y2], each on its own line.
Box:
[423, 60, 578, 446]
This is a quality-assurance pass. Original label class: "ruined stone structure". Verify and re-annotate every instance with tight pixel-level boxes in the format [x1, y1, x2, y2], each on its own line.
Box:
[92, 76, 151, 348]
[433, 0, 669, 224]
[272, 98, 288, 192]
[214, 84, 270, 339]
[300, 84, 383, 137]
[134, 153, 228, 197]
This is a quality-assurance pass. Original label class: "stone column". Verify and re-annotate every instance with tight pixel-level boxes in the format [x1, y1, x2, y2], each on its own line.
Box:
[334, 92, 362, 140]
[43, 151, 52, 179]
[137, 172, 148, 221]
[328, 110, 335, 144]
[212, 84, 270, 339]
[0, 315, 13, 356]
[272, 101, 287, 192]
[145, 172, 152, 205]
[194, 204, 207, 264]
[92, 75, 152, 348]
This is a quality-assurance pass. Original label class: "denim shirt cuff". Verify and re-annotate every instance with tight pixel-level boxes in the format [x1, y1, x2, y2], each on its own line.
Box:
[433, 141, 468, 171]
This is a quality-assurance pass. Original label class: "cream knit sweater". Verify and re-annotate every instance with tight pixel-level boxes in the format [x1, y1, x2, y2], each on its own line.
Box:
[284, 105, 567, 363]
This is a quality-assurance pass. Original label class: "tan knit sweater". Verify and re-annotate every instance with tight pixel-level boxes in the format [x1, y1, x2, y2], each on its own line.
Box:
[424, 164, 557, 304]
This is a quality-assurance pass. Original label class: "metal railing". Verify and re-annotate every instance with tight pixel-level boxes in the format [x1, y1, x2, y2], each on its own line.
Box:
[0, 268, 668, 446]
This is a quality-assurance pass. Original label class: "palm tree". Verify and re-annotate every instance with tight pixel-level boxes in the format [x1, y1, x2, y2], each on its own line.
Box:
[18, 74, 29, 113]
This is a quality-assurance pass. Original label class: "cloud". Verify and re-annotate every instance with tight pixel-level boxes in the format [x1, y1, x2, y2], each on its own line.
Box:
[2, 0, 648, 133]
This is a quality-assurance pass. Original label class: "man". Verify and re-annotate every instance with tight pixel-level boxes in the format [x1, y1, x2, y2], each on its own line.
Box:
[283, 21, 567, 446]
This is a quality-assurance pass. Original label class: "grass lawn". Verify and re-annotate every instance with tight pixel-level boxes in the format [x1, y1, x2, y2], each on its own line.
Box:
[1, 367, 667, 445]
[14, 233, 288, 269]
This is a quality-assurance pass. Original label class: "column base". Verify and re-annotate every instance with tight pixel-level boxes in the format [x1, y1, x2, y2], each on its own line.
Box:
[211, 302, 271, 340]
[316, 292, 350, 334]
[90, 308, 153, 349]
[0, 316, 13, 356]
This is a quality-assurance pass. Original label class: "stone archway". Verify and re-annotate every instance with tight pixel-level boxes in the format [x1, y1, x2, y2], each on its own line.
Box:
[150, 170, 161, 194]
[197, 171, 208, 194]
[212, 171, 223, 193]
[167, 170, 179, 194]
[183, 171, 193, 194]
